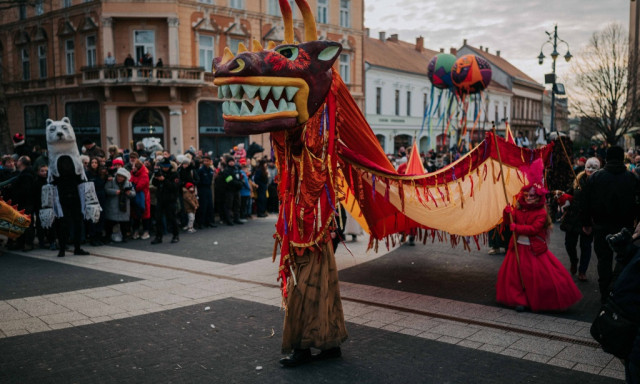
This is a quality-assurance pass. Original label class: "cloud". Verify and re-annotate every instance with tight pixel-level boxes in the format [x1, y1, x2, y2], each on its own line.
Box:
[365, 0, 629, 85]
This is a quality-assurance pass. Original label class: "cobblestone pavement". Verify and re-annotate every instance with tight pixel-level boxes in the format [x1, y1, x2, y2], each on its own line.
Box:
[0, 215, 625, 383]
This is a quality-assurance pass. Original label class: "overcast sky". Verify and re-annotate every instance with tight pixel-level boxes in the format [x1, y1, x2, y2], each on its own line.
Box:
[364, 0, 630, 89]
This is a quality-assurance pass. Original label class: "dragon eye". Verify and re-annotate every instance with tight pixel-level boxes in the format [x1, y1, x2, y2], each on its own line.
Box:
[275, 46, 299, 61]
[229, 58, 245, 73]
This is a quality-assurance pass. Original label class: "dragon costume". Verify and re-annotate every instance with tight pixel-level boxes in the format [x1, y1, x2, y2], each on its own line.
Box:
[213, 0, 552, 361]
[0, 198, 31, 240]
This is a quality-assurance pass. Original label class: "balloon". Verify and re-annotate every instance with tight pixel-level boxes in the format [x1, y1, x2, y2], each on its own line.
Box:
[427, 53, 457, 89]
[451, 54, 492, 94]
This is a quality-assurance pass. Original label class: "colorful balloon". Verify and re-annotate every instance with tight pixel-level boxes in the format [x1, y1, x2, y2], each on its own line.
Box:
[427, 53, 457, 89]
[451, 54, 492, 94]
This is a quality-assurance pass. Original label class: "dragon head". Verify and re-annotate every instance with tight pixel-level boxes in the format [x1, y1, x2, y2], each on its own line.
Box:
[213, 0, 342, 135]
[0, 198, 31, 240]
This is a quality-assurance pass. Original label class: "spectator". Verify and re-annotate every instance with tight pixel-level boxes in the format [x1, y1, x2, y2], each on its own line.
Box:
[105, 52, 116, 66]
[197, 154, 216, 228]
[151, 158, 180, 244]
[239, 162, 251, 220]
[218, 155, 243, 225]
[82, 138, 106, 159]
[12, 133, 31, 158]
[86, 158, 106, 246]
[254, 159, 269, 218]
[130, 159, 151, 240]
[104, 168, 136, 243]
[0, 155, 17, 182]
[182, 182, 198, 233]
[515, 131, 530, 148]
[156, 58, 163, 67]
[6, 156, 36, 251]
[124, 54, 135, 67]
[581, 146, 640, 303]
[135, 142, 150, 159]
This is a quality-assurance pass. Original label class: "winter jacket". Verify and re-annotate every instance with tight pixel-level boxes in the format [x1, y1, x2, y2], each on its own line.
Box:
[178, 164, 200, 188]
[130, 166, 151, 219]
[561, 172, 588, 233]
[152, 170, 180, 205]
[503, 204, 548, 255]
[581, 160, 640, 230]
[104, 179, 136, 222]
[197, 165, 215, 189]
[182, 188, 199, 214]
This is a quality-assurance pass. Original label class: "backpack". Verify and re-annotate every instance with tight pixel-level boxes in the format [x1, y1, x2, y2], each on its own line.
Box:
[590, 298, 638, 359]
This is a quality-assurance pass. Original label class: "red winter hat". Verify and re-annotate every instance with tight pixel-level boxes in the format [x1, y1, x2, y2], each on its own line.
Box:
[112, 158, 124, 166]
[12, 133, 25, 146]
[185, 182, 194, 189]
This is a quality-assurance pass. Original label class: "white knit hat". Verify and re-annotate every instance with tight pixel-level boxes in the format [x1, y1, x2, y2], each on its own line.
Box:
[116, 167, 131, 180]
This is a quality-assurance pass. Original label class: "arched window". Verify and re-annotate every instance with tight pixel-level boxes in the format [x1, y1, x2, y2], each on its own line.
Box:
[132, 108, 164, 144]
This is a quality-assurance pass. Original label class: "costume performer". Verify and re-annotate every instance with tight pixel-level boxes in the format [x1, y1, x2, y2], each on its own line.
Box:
[39, 117, 101, 257]
[496, 160, 582, 312]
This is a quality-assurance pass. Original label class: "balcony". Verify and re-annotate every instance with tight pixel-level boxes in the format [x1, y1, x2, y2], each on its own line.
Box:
[81, 65, 214, 86]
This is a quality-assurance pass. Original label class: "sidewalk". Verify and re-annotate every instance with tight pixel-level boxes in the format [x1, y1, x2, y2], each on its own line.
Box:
[0, 216, 625, 383]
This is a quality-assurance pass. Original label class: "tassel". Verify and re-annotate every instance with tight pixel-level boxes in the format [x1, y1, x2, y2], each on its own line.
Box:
[469, 175, 474, 198]
[427, 188, 439, 207]
[457, 181, 464, 209]
[398, 181, 405, 212]
[384, 178, 390, 202]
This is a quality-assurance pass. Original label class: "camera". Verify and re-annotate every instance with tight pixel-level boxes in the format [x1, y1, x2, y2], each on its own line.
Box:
[124, 186, 133, 192]
[606, 228, 632, 253]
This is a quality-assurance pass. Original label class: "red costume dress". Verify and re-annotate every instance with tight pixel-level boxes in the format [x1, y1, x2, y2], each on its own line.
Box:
[496, 192, 582, 311]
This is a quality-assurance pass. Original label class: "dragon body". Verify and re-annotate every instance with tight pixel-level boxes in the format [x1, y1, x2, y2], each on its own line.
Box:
[0, 198, 31, 240]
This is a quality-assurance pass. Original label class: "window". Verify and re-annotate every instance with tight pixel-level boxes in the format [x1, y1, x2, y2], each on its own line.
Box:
[228, 38, 244, 54]
[494, 104, 499, 123]
[35, 0, 44, 15]
[63, 0, 71, 7]
[65, 39, 75, 74]
[19, 4, 27, 20]
[198, 0, 213, 3]
[65, 101, 101, 142]
[229, 0, 244, 9]
[22, 48, 30, 81]
[38, 45, 47, 78]
[423, 93, 427, 116]
[375, 87, 381, 115]
[504, 105, 507, 122]
[199, 35, 214, 72]
[339, 0, 350, 27]
[267, 0, 279, 15]
[406, 91, 411, 116]
[86, 35, 96, 67]
[24, 105, 49, 142]
[317, 0, 328, 24]
[339, 53, 350, 84]
[134, 30, 155, 64]
[394, 90, 400, 116]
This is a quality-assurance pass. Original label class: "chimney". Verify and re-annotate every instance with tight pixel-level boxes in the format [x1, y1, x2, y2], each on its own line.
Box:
[389, 33, 399, 42]
[450, 47, 457, 55]
[379, 31, 386, 41]
[415, 36, 424, 52]
[365, 28, 370, 37]
[463, 38, 467, 46]
[439, 48, 444, 53]
[496, 50, 501, 57]
[485, 47, 489, 53]
[479, 45, 483, 51]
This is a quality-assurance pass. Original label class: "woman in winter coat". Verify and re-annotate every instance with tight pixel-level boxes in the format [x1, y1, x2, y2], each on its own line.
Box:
[104, 168, 136, 242]
[86, 157, 107, 246]
[130, 160, 151, 240]
[561, 157, 600, 281]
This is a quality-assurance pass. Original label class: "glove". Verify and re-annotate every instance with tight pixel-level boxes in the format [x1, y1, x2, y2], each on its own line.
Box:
[504, 205, 513, 214]
[509, 223, 517, 232]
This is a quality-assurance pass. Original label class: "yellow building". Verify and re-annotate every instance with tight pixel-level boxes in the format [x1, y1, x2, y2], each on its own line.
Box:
[0, 0, 364, 156]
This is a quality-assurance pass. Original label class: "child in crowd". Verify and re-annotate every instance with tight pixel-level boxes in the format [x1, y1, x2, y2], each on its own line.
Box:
[182, 182, 199, 233]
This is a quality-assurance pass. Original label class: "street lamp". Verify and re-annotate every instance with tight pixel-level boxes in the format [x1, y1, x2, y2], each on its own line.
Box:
[538, 25, 571, 133]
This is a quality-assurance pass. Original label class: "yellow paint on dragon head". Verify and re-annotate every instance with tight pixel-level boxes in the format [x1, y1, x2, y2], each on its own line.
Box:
[0, 198, 31, 240]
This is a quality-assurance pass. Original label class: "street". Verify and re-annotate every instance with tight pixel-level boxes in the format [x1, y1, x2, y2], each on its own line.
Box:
[0, 216, 624, 383]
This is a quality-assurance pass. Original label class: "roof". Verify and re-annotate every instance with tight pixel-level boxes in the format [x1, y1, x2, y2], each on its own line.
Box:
[364, 36, 439, 76]
[463, 45, 543, 89]
[486, 81, 513, 95]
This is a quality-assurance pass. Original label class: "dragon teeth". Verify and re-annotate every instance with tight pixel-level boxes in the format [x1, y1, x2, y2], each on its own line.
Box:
[259, 86, 270, 100]
[251, 102, 264, 116]
[229, 101, 240, 115]
[240, 101, 252, 116]
[242, 84, 259, 99]
[265, 99, 278, 114]
[271, 86, 284, 100]
[217, 87, 223, 99]
[288, 102, 296, 111]
[285, 86, 298, 101]
[278, 99, 288, 112]
[229, 84, 242, 98]
[222, 101, 230, 115]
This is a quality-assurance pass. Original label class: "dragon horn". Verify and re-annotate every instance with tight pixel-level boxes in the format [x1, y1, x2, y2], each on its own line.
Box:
[279, 0, 294, 44]
[294, 0, 317, 42]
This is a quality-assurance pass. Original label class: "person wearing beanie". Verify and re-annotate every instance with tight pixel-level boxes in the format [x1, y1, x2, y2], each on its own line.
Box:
[581, 146, 640, 303]
[82, 138, 106, 159]
[12, 133, 31, 158]
[104, 166, 136, 243]
[182, 182, 199, 233]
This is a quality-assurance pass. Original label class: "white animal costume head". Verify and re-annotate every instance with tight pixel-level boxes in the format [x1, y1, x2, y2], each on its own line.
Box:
[45, 117, 86, 183]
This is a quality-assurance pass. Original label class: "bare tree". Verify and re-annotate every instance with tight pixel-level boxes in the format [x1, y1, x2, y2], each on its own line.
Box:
[572, 23, 639, 145]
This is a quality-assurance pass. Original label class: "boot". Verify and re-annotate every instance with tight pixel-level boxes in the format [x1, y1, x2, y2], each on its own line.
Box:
[279, 349, 312, 367]
[151, 237, 162, 245]
[171, 235, 180, 243]
[74, 248, 90, 256]
[313, 347, 342, 361]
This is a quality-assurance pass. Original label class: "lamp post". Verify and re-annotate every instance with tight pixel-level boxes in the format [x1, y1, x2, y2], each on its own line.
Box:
[538, 25, 572, 133]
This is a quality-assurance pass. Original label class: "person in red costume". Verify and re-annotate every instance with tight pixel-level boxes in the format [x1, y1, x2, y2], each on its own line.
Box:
[496, 174, 582, 312]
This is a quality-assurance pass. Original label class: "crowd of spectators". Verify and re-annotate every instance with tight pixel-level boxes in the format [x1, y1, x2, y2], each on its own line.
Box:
[0, 136, 278, 251]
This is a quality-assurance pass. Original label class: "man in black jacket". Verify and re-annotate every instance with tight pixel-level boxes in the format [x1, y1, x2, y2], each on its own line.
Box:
[6, 156, 37, 251]
[582, 146, 640, 303]
[151, 159, 180, 244]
